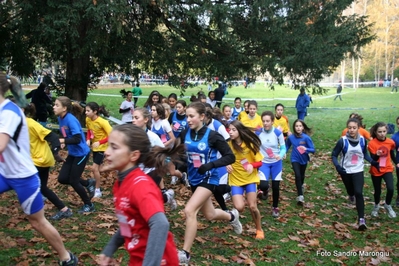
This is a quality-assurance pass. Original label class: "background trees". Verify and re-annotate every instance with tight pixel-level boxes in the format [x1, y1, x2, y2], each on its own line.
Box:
[1, 0, 373, 100]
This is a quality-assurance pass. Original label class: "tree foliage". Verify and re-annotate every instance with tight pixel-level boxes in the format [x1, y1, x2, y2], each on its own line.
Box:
[1, 0, 374, 100]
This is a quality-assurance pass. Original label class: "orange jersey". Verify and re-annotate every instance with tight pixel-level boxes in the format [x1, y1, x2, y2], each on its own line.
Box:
[368, 138, 395, 176]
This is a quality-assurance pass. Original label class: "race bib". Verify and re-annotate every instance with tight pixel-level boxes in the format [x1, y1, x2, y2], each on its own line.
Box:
[266, 148, 274, 158]
[61, 126, 67, 137]
[297, 146, 305, 154]
[240, 158, 249, 170]
[351, 154, 358, 164]
[173, 122, 181, 131]
[191, 153, 202, 168]
[379, 156, 387, 167]
[89, 130, 94, 139]
[161, 134, 167, 143]
[116, 211, 132, 238]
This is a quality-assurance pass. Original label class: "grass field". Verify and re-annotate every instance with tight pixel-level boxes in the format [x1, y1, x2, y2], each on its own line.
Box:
[1, 83, 399, 265]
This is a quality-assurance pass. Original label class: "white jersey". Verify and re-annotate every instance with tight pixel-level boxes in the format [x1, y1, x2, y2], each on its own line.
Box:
[120, 100, 134, 123]
[0, 99, 37, 178]
[341, 136, 365, 174]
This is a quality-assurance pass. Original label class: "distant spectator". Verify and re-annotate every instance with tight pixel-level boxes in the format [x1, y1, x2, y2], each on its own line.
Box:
[25, 82, 53, 126]
[391, 78, 398, 93]
[334, 82, 343, 101]
[295, 88, 310, 120]
[132, 82, 142, 107]
[214, 84, 225, 108]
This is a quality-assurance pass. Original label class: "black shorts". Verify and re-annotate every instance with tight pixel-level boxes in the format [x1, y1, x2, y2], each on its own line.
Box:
[191, 182, 217, 193]
[147, 170, 162, 186]
[93, 152, 105, 165]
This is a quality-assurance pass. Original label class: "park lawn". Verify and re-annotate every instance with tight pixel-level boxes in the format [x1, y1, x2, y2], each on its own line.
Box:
[0, 83, 398, 265]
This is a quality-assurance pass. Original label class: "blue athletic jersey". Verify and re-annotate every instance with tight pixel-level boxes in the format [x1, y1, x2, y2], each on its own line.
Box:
[170, 112, 187, 138]
[232, 107, 244, 120]
[58, 113, 90, 157]
[185, 127, 219, 186]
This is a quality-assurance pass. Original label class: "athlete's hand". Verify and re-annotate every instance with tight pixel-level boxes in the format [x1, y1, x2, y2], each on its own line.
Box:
[92, 141, 100, 148]
[98, 254, 114, 266]
[86, 140, 91, 146]
[226, 165, 233, 174]
[198, 162, 214, 175]
[53, 153, 65, 163]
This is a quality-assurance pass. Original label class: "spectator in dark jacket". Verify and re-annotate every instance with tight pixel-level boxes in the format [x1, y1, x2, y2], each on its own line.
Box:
[214, 84, 225, 108]
[26, 83, 53, 126]
[295, 88, 310, 120]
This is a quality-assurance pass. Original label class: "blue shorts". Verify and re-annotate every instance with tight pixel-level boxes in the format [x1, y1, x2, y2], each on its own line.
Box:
[0, 173, 43, 215]
[259, 161, 283, 181]
[231, 183, 257, 196]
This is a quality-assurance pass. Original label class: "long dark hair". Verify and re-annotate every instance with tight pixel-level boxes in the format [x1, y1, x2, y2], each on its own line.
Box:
[86, 102, 110, 117]
[292, 119, 312, 136]
[370, 122, 387, 139]
[229, 120, 261, 155]
[113, 124, 185, 177]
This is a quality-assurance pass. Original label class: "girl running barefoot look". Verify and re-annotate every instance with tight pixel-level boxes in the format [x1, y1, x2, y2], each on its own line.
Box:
[332, 118, 378, 230]
[368, 122, 397, 219]
[227, 120, 264, 239]
[53, 96, 95, 213]
[85, 102, 112, 198]
[100, 125, 183, 266]
[0, 74, 78, 265]
[178, 102, 241, 264]
[286, 119, 315, 204]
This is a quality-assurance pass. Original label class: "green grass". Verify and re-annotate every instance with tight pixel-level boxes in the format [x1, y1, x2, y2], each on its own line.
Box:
[1, 83, 399, 265]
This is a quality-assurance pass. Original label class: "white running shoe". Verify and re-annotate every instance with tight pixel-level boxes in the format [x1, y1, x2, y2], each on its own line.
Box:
[178, 250, 190, 264]
[371, 204, 380, 217]
[165, 189, 177, 211]
[229, 208, 242, 234]
[223, 193, 231, 202]
[170, 176, 178, 185]
[94, 189, 102, 198]
[296, 195, 304, 204]
[384, 203, 396, 218]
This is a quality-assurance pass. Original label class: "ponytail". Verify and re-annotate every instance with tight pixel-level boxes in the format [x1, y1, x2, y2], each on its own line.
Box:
[0, 74, 27, 107]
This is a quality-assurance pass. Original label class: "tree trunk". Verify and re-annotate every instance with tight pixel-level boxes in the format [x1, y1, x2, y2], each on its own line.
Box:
[65, 54, 90, 102]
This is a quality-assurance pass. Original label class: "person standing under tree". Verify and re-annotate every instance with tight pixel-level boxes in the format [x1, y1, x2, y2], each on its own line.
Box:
[295, 88, 310, 120]
[391, 78, 398, 93]
[334, 82, 343, 101]
[131, 82, 142, 107]
[0, 73, 78, 265]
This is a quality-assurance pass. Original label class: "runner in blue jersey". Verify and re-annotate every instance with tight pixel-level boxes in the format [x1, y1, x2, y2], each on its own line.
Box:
[177, 102, 241, 264]
[53, 96, 95, 213]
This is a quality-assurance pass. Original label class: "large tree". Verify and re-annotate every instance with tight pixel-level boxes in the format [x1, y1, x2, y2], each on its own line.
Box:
[1, 0, 373, 100]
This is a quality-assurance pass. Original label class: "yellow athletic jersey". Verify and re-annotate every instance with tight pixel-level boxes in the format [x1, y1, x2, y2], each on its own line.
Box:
[228, 142, 263, 186]
[238, 113, 263, 131]
[273, 115, 290, 134]
[86, 116, 112, 152]
[27, 117, 55, 167]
